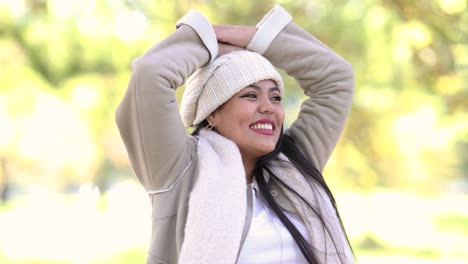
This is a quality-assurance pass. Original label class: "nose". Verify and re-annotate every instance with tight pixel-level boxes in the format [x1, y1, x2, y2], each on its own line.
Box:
[258, 96, 274, 114]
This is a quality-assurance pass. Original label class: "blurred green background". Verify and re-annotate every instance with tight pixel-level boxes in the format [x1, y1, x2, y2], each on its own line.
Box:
[0, 0, 467, 263]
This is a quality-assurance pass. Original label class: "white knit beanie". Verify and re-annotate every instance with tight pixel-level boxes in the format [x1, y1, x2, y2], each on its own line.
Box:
[181, 50, 284, 127]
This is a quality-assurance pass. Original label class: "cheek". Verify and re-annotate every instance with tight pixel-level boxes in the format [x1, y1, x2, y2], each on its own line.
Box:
[226, 103, 256, 124]
[277, 106, 285, 124]
[216, 105, 253, 133]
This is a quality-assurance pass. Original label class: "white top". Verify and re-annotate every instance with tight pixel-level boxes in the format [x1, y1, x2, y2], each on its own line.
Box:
[237, 182, 309, 264]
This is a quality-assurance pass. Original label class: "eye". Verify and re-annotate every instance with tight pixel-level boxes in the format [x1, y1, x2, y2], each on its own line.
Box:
[271, 95, 282, 102]
[241, 93, 257, 99]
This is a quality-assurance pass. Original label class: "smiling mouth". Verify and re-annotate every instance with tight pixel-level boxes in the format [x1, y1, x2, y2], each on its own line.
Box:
[249, 122, 274, 135]
[249, 123, 273, 131]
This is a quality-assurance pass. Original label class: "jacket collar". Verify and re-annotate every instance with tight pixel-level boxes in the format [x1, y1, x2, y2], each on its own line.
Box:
[180, 129, 354, 263]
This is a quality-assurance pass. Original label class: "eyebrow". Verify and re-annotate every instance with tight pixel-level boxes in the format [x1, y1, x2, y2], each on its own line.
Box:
[247, 84, 281, 93]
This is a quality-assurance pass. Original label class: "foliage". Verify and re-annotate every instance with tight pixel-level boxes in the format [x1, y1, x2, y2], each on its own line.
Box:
[435, 213, 468, 235]
[93, 248, 146, 264]
[353, 233, 439, 258]
[0, 0, 466, 193]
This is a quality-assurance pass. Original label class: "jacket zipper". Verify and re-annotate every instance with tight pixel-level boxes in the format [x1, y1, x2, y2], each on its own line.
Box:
[235, 184, 254, 263]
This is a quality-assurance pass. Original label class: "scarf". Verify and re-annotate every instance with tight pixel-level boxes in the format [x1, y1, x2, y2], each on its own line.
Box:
[179, 129, 354, 263]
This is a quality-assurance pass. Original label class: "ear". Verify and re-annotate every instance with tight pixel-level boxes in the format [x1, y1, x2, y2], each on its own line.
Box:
[206, 110, 219, 126]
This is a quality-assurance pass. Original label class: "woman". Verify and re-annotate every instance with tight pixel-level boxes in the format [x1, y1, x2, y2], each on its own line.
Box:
[116, 4, 355, 264]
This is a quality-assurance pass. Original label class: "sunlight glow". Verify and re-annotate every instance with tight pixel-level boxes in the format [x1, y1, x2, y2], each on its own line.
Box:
[439, 0, 467, 15]
[71, 84, 100, 110]
[365, 6, 388, 28]
[113, 10, 148, 43]
[17, 92, 97, 184]
[436, 74, 464, 95]
[391, 104, 452, 180]
[392, 105, 448, 151]
[48, 0, 96, 19]
[0, 0, 27, 18]
[394, 21, 433, 49]
[76, 15, 104, 37]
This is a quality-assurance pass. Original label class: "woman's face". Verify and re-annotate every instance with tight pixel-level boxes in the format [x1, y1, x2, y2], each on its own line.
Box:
[207, 79, 285, 160]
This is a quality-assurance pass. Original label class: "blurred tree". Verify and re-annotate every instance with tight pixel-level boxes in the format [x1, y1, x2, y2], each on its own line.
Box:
[0, 157, 10, 203]
[0, 0, 466, 192]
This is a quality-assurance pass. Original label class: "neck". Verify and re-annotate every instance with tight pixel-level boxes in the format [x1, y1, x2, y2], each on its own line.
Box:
[242, 155, 255, 183]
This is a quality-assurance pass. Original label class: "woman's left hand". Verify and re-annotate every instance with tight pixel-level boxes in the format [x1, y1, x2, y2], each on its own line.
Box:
[213, 25, 257, 48]
[218, 42, 243, 56]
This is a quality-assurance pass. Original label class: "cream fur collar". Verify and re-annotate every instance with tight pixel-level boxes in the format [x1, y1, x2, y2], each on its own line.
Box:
[179, 129, 354, 263]
[179, 129, 247, 263]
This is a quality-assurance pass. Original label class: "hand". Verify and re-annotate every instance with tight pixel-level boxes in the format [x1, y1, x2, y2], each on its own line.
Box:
[213, 25, 257, 48]
[218, 42, 243, 57]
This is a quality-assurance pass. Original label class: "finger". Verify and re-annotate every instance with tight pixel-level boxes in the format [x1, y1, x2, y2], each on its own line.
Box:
[214, 25, 242, 45]
[213, 25, 256, 48]
[214, 25, 240, 45]
[218, 42, 244, 57]
[213, 25, 229, 43]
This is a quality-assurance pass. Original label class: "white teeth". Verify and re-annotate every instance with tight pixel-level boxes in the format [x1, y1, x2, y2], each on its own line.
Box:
[250, 123, 273, 130]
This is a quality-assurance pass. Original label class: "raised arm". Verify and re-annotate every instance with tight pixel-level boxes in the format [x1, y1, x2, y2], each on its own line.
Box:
[115, 11, 217, 191]
[247, 5, 355, 172]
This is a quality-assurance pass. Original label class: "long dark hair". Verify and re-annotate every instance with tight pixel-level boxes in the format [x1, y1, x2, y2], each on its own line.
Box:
[193, 121, 354, 263]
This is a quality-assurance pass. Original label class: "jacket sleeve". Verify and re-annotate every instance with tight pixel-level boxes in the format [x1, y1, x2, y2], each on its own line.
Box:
[247, 5, 354, 172]
[115, 11, 217, 191]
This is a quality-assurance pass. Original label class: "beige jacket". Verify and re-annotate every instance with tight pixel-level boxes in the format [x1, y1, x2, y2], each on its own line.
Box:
[116, 5, 354, 264]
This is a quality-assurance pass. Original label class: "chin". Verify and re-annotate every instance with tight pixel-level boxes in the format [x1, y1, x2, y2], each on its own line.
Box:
[255, 145, 277, 157]
[238, 139, 279, 160]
